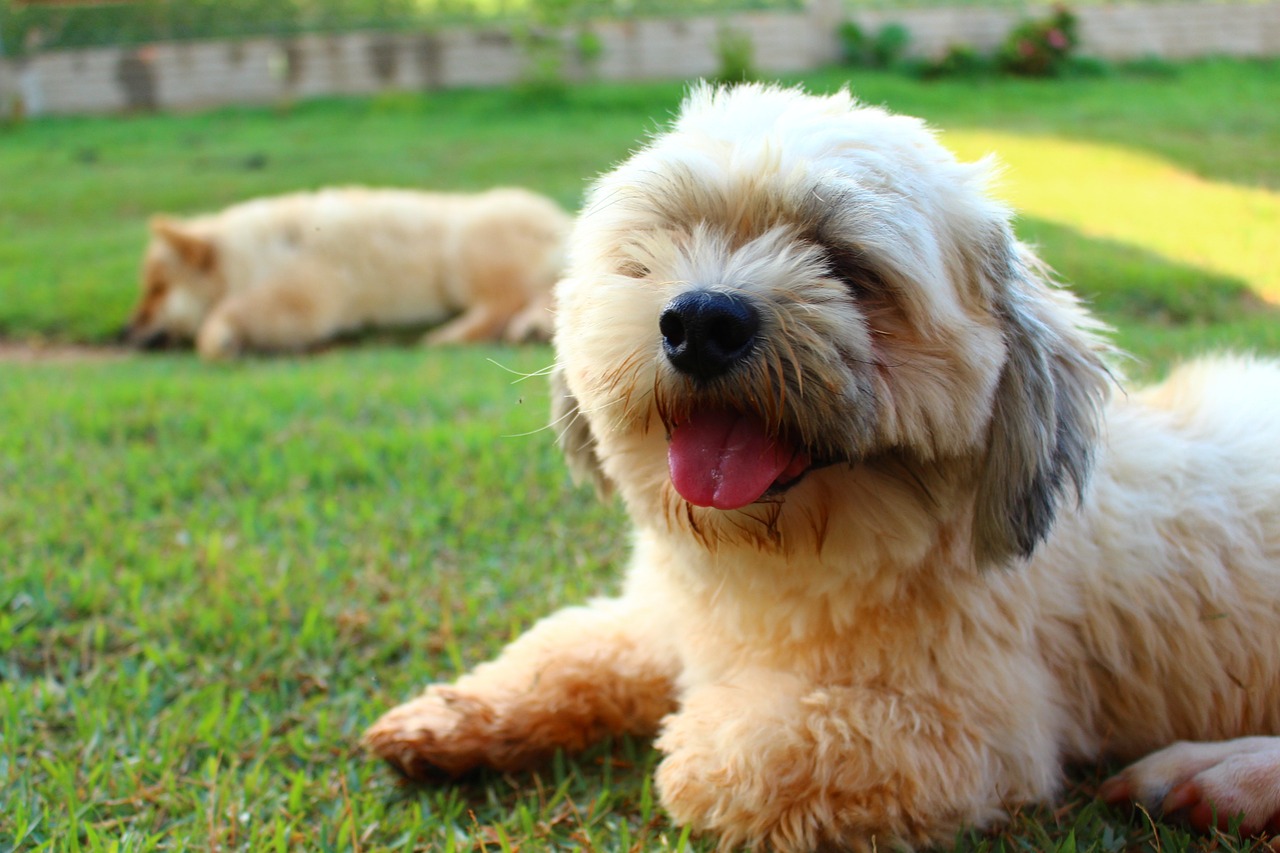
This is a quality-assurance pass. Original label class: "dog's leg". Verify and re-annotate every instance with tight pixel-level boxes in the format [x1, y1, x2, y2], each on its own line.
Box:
[363, 597, 680, 779]
[196, 268, 344, 359]
[654, 670, 1054, 852]
[502, 294, 554, 344]
[195, 308, 246, 360]
[422, 303, 516, 345]
[1100, 738, 1280, 834]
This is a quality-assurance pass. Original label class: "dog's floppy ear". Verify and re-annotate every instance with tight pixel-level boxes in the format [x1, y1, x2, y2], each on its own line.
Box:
[973, 241, 1110, 567]
[550, 365, 613, 500]
[150, 216, 217, 272]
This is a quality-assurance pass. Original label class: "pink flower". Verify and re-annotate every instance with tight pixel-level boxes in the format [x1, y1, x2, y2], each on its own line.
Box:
[1018, 39, 1036, 57]
[1047, 28, 1068, 49]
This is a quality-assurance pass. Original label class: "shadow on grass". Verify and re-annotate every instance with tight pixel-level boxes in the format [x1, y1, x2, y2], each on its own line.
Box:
[955, 759, 1279, 852]
[1015, 216, 1280, 377]
[377, 741, 1280, 852]
[378, 734, 698, 849]
[1016, 215, 1273, 327]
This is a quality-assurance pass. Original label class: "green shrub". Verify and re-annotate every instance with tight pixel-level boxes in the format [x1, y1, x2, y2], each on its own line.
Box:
[575, 25, 604, 68]
[871, 23, 910, 68]
[514, 25, 571, 102]
[714, 25, 757, 85]
[837, 20, 867, 66]
[998, 5, 1079, 77]
[0, 0, 424, 54]
[837, 19, 910, 69]
[916, 43, 992, 79]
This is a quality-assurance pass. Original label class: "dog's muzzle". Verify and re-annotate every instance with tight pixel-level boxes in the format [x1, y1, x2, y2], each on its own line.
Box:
[657, 290, 814, 510]
[659, 290, 759, 380]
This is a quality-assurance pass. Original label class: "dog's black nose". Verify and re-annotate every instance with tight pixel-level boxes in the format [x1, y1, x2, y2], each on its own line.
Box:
[660, 290, 759, 380]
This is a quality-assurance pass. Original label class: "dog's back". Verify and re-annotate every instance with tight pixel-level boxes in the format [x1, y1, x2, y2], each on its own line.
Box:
[1036, 356, 1280, 762]
[205, 187, 567, 326]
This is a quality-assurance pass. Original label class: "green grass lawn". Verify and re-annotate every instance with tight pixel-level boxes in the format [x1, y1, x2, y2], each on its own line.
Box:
[3, 60, 1280, 852]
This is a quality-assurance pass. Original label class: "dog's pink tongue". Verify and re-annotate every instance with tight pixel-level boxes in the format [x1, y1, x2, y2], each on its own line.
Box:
[668, 410, 797, 510]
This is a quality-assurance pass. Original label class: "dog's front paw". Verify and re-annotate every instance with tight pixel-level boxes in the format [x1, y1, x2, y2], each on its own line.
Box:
[196, 316, 243, 361]
[655, 702, 834, 853]
[655, 733, 759, 850]
[1100, 737, 1280, 834]
[362, 686, 499, 780]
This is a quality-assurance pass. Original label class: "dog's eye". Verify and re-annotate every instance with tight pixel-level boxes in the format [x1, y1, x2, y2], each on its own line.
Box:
[825, 246, 882, 300]
[618, 259, 651, 279]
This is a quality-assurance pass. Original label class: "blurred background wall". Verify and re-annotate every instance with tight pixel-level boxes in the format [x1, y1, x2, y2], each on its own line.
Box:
[1, 0, 1277, 116]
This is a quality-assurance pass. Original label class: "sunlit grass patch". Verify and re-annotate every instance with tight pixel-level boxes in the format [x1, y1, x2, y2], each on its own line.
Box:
[949, 130, 1280, 301]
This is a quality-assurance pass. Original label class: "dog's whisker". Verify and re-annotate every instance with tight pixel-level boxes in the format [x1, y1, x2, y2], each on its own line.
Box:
[776, 336, 807, 403]
[502, 424, 557, 439]
[508, 399, 582, 440]
[487, 358, 559, 382]
[568, 393, 629, 419]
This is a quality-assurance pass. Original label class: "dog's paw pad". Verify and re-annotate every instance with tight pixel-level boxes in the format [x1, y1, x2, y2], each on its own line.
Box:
[1102, 737, 1280, 834]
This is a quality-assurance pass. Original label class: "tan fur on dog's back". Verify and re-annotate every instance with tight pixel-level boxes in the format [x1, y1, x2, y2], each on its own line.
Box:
[126, 186, 569, 358]
[1041, 359, 1280, 758]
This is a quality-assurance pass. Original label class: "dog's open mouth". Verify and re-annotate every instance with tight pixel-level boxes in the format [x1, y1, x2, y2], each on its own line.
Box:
[667, 409, 812, 510]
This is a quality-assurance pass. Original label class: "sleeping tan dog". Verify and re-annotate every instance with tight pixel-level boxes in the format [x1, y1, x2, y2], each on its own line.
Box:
[365, 85, 1280, 850]
[125, 187, 570, 359]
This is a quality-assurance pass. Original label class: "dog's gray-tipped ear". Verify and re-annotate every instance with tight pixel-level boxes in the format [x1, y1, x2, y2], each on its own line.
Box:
[550, 365, 613, 500]
[973, 244, 1111, 567]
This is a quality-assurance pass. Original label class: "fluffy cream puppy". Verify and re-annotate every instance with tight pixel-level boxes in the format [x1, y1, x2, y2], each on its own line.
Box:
[365, 85, 1280, 850]
[125, 187, 569, 359]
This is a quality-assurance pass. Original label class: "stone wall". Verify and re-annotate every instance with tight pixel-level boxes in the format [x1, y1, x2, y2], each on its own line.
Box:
[1, 1, 1277, 117]
[851, 1, 1280, 59]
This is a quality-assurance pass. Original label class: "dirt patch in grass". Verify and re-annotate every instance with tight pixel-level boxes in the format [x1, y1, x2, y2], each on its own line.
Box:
[0, 340, 133, 363]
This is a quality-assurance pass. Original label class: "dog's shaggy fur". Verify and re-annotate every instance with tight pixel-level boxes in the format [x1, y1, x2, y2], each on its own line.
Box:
[365, 85, 1280, 850]
[125, 187, 569, 359]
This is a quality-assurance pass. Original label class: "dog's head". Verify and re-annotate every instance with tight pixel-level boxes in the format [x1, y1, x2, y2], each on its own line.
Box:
[124, 216, 226, 349]
[553, 84, 1111, 569]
